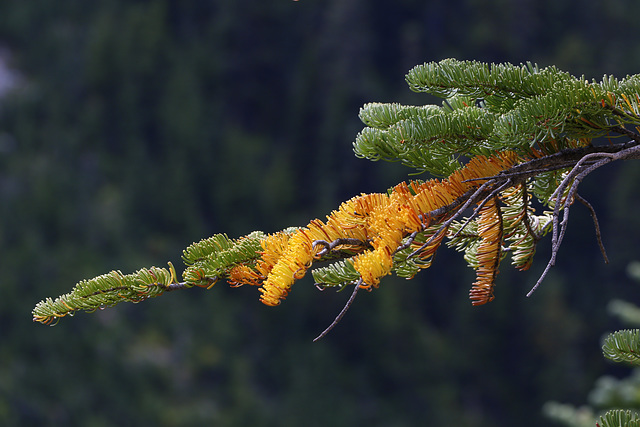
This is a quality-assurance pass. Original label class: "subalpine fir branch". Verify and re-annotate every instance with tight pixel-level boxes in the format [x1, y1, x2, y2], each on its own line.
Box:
[32, 59, 640, 337]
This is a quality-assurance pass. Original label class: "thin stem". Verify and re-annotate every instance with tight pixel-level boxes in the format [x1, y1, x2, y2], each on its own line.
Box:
[394, 231, 420, 254]
[313, 280, 361, 342]
[610, 125, 640, 144]
[166, 282, 192, 292]
[519, 184, 542, 242]
[313, 238, 371, 257]
[576, 193, 609, 264]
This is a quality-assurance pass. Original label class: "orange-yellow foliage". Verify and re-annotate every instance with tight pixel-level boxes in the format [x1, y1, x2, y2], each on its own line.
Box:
[250, 151, 521, 305]
[468, 197, 503, 305]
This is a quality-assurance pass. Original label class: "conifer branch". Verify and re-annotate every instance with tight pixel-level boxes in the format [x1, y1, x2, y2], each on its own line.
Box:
[33, 59, 640, 337]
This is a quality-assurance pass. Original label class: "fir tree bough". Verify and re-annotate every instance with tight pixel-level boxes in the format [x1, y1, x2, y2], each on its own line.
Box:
[33, 59, 640, 339]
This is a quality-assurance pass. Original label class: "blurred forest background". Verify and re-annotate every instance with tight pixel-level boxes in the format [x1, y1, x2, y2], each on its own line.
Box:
[2, 0, 640, 426]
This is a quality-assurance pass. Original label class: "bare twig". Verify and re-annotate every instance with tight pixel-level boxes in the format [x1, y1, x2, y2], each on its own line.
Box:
[165, 282, 192, 292]
[527, 151, 620, 296]
[575, 193, 609, 264]
[313, 238, 370, 257]
[394, 230, 420, 253]
[313, 280, 362, 342]
[519, 184, 543, 242]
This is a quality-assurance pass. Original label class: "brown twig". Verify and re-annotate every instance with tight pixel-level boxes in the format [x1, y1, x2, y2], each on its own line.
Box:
[575, 193, 609, 264]
[313, 238, 371, 257]
[525, 146, 640, 296]
[165, 282, 193, 292]
[313, 280, 362, 342]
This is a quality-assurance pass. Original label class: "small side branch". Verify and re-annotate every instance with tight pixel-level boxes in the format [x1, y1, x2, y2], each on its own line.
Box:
[525, 145, 640, 296]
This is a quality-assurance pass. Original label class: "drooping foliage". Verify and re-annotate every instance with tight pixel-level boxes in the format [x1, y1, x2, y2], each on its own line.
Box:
[33, 59, 640, 330]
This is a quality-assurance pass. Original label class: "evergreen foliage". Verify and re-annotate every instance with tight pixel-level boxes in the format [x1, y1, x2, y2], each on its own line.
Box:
[354, 59, 640, 174]
[33, 59, 640, 336]
[32, 265, 179, 325]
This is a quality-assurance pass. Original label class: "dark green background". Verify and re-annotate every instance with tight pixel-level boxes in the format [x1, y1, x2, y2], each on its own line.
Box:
[2, 0, 640, 425]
